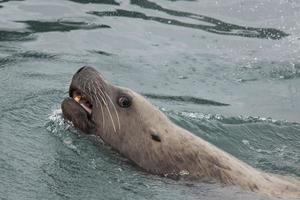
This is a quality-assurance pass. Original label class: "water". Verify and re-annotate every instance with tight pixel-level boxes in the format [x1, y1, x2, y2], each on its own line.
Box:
[0, 0, 299, 199]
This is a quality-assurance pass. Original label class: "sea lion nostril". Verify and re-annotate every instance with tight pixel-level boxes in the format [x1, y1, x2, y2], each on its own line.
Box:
[151, 133, 161, 142]
[76, 66, 86, 74]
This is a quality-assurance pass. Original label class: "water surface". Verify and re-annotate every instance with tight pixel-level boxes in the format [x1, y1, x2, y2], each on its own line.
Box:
[0, 0, 299, 199]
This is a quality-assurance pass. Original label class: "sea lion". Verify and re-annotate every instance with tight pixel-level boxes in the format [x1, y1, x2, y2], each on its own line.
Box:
[61, 66, 300, 198]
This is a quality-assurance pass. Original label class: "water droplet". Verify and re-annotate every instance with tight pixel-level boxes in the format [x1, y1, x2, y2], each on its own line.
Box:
[179, 170, 190, 176]
[242, 140, 250, 145]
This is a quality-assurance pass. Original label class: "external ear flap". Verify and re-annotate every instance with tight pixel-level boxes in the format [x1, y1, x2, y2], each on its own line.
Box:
[151, 133, 161, 142]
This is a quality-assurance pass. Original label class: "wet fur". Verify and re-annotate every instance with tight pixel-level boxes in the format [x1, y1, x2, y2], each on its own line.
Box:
[62, 67, 300, 198]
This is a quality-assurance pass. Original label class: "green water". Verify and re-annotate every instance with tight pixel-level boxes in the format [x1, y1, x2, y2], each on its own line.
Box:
[0, 0, 299, 199]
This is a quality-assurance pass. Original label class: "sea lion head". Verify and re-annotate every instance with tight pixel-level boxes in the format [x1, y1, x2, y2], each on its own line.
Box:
[61, 66, 169, 165]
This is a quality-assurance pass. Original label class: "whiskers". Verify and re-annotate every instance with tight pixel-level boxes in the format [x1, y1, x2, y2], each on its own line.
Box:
[84, 79, 120, 134]
[104, 91, 121, 130]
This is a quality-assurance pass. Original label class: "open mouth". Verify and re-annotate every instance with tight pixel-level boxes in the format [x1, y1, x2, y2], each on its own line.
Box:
[71, 89, 93, 114]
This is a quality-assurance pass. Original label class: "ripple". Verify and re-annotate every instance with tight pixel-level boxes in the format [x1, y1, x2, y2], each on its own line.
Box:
[16, 20, 110, 33]
[144, 94, 230, 106]
[16, 50, 57, 59]
[0, 0, 25, 7]
[68, 0, 120, 5]
[88, 50, 114, 56]
[88, 0, 289, 40]
[237, 60, 300, 81]
[0, 30, 34, 42]
[0, 56, 15, 68]
[168, 111, 300, 176]
[0, 50, 58, 69]
[176, 111, 299, 126]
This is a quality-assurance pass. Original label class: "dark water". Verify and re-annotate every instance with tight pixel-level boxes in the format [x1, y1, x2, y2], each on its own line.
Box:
[0, 0, 300, 199]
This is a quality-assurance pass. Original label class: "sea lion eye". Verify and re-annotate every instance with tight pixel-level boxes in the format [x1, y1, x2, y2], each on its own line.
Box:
[118, 96, 131, 108]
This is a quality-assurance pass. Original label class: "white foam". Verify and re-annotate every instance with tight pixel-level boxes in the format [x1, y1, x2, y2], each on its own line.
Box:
[177, 111, 294, 125]
[46, 108, 72, 134]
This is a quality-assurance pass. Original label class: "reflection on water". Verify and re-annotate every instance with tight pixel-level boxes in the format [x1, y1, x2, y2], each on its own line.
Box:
[0, 20, 109, 42]
[17, 20, 110, 33]
[143, 93, 230, 106]
[87, 0, 288, 39]
[89, 50, 114, 56]
[90, 9, 288, 39]
[131, 0, 288, 39]
[68, 0, 120, 5]
[0, 50, 58, 69]
[0, 30, 33, 42]
[0, 0, 24, 4]
[0, 0, 289, 42]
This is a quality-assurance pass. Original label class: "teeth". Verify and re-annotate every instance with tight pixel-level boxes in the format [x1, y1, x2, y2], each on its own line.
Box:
[74, 95, 81, 103]
[73, 94, 92, 114]
[80, 103, 92, 114]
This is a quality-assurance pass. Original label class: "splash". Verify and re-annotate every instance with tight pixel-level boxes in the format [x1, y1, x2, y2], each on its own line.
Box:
[46, 109, 81, 153]
[46, 109, 72, 134]
[176, 111, 299, 126]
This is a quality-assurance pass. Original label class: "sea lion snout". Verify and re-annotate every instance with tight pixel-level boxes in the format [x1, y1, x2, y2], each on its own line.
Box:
[62, 67, 105, 133]
[76, 66, 87, 74]
[61, 97, 95, 133]
[62, 66, 121, 136]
